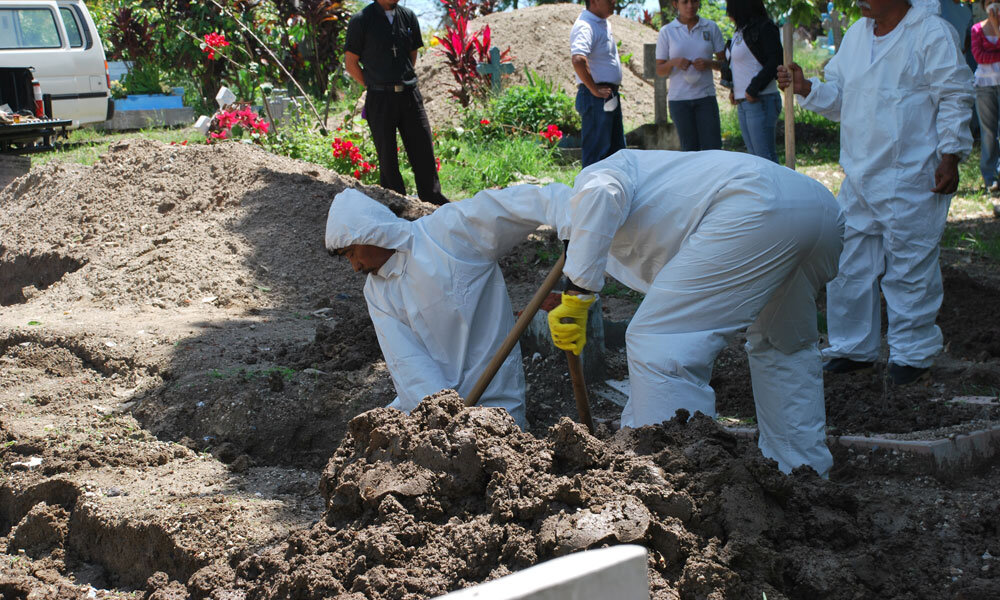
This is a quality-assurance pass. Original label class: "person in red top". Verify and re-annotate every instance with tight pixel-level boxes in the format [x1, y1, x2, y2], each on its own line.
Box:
[971, 0, 1000, 195]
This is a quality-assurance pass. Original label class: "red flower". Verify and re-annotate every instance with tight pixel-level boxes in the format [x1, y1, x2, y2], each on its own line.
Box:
[435, 157, 442, 172]
[540, 124, 563, 145]
[480, 118, 490, 125]
[353, 169, 361, 178]
[202, 32, 229, 60]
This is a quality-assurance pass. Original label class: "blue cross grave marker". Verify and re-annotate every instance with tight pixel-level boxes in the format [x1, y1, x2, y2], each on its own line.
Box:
[476, 47, 514, 95]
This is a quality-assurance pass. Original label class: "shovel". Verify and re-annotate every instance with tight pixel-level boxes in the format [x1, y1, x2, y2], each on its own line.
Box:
[465, 252, 595, 434]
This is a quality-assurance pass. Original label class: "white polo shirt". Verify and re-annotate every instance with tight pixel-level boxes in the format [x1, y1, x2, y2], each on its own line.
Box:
[570, 9, 622, 86]
[655, 18, 724, 101]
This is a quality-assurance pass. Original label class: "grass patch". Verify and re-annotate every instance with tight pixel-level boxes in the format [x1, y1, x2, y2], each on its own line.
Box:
[438, 135, 576, 200]
[941, 225, 1000, 261]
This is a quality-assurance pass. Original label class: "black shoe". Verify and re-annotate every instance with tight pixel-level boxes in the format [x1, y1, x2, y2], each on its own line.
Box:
[888, 363, 930, 386]
[822, 358, 874, 374]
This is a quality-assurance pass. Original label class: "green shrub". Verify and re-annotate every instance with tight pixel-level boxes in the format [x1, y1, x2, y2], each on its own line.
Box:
[489, 70, 580, 136]
[260, 114, 380, 185]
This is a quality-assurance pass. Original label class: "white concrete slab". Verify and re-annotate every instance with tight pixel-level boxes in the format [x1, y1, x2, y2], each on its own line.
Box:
[435, 545, 649, 600]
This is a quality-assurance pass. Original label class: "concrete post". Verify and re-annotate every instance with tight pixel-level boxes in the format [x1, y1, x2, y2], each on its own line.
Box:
[643, 43, 668, 125]
[435, 545, 649, 600]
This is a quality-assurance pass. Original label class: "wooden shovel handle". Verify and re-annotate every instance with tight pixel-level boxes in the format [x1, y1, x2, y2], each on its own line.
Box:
[464, 252, 566, 408]
[565, 350, 595, 434]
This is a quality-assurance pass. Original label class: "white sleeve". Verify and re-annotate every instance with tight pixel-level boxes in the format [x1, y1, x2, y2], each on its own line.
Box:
[711, 22, 725, 53]
[655, 26, 670, 60]
[925, 22, 975, 158]
[564, 169, 632, 292]
[367, 299, 450, 413]
[797, 47, 844, 122]
[570, 21, 593, 56]
[424, 183, 573, 263]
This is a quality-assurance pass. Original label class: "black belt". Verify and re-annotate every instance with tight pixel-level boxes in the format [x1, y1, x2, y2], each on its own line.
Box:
[369, 83, 416, 92]
[583, 82, 620, 91]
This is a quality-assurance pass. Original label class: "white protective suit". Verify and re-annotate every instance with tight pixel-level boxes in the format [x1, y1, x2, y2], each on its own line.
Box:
[325, 188, 555, 429]
[430, 150, 843, 477]
[796, 5, 974, 369]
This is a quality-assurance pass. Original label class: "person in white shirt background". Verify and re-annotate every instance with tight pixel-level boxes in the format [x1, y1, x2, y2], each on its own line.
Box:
[655, 0, 726, 151]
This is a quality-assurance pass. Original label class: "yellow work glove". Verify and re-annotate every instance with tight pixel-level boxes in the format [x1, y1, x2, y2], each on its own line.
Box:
[547, 293, 596, 356]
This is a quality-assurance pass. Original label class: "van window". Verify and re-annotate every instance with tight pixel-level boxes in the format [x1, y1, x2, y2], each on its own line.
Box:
[59, 7, 82, 48]
[0, 8, 62, 49]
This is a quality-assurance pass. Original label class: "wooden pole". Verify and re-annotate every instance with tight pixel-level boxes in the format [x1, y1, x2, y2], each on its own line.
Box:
[465, 253, 566, 408]
[565, 350, 595, 433]
[782, 21, 796, 170]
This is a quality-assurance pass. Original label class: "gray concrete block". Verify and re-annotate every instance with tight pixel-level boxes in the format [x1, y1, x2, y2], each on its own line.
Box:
[95, 107, 195, 131]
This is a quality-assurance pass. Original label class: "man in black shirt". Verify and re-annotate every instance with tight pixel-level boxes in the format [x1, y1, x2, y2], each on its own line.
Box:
[344, 0, 449, 206]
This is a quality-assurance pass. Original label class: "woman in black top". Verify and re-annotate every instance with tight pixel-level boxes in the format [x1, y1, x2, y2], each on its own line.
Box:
[723, 0, 783, 162]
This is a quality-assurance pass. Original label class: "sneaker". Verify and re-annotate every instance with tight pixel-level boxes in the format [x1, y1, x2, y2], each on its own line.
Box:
[888, 363, 930, 386]
[989, 181, 1000, 195]
[822, 358, 874, 374]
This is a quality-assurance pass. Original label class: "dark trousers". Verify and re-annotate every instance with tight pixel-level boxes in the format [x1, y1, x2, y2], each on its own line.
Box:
[365, 87, 448, 205]
[576, 85, 626, 167]
[668, 96, 722, 151]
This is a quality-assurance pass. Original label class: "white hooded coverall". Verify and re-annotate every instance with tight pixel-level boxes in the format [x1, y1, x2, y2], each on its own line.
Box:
[325, 189, 536, 428]
[419, 150, 842, 477]
[796, 5, 974, 368]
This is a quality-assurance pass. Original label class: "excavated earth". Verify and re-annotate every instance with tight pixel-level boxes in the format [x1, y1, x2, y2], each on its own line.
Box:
[0, 139, 998, 599]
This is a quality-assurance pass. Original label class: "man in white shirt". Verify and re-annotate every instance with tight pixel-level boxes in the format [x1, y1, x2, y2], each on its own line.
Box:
[570, 0, 626, 166]
[778, 0, 973, 386]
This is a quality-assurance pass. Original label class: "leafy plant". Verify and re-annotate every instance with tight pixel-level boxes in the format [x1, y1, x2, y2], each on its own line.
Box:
[120, 64, 171, 95]
[488, 70, 580, 135]
[434, 0, 512, 107]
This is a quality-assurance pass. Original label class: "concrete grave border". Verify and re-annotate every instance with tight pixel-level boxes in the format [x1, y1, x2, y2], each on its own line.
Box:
[435, 545, 649, 600]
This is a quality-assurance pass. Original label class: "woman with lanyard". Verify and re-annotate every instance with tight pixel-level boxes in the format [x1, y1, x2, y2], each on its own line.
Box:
[655, 0, 726, 151]
[724, 0, 782, 162]
[972, 0, 1000, 196]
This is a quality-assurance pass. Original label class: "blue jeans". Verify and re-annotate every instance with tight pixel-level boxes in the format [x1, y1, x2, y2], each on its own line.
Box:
[576, 85, 626, 167]
[977, 85, 1000, 187]
[737, 92, 781, 163]
[669, 96, 722, 151]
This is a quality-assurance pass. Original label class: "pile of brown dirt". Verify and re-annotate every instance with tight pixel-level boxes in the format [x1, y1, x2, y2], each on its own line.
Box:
[415, 4, 659, 130]
[0, 139, 429, 311]
[2, 140, 999, 600]
[141, 393, 999, 599]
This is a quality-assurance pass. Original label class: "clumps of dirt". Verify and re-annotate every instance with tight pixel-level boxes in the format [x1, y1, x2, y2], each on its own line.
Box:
[0, 139, 430, 311]
[8, 502, 70, 559]
[415, 4, 658, 130]
[146, 391, 976, 600]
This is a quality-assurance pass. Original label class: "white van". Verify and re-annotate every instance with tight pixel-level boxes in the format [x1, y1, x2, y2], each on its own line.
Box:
[0, 0, 112, 127]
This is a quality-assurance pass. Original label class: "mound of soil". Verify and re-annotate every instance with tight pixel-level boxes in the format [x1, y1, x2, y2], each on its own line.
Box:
[415, 4, 659, 130]
[1, 139, 998, 600]
[0, 139, 429, 311]
[139, 393, 998, 600]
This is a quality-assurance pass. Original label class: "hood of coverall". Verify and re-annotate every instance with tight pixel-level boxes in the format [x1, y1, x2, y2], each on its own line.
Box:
[325, 188, 413, 254]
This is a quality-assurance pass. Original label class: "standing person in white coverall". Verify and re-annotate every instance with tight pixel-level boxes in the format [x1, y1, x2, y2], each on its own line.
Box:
[328, 149, 844, 477]
[778, 0, 974, 386]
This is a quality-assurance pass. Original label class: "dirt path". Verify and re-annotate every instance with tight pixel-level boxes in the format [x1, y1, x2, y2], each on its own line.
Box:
[1, 140, 998, 598]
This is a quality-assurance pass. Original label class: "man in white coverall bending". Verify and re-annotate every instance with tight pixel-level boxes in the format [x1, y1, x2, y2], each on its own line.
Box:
[328, 149, 843, 477]
[778, 0, 973, 386]
[325, 188, 530, 429]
